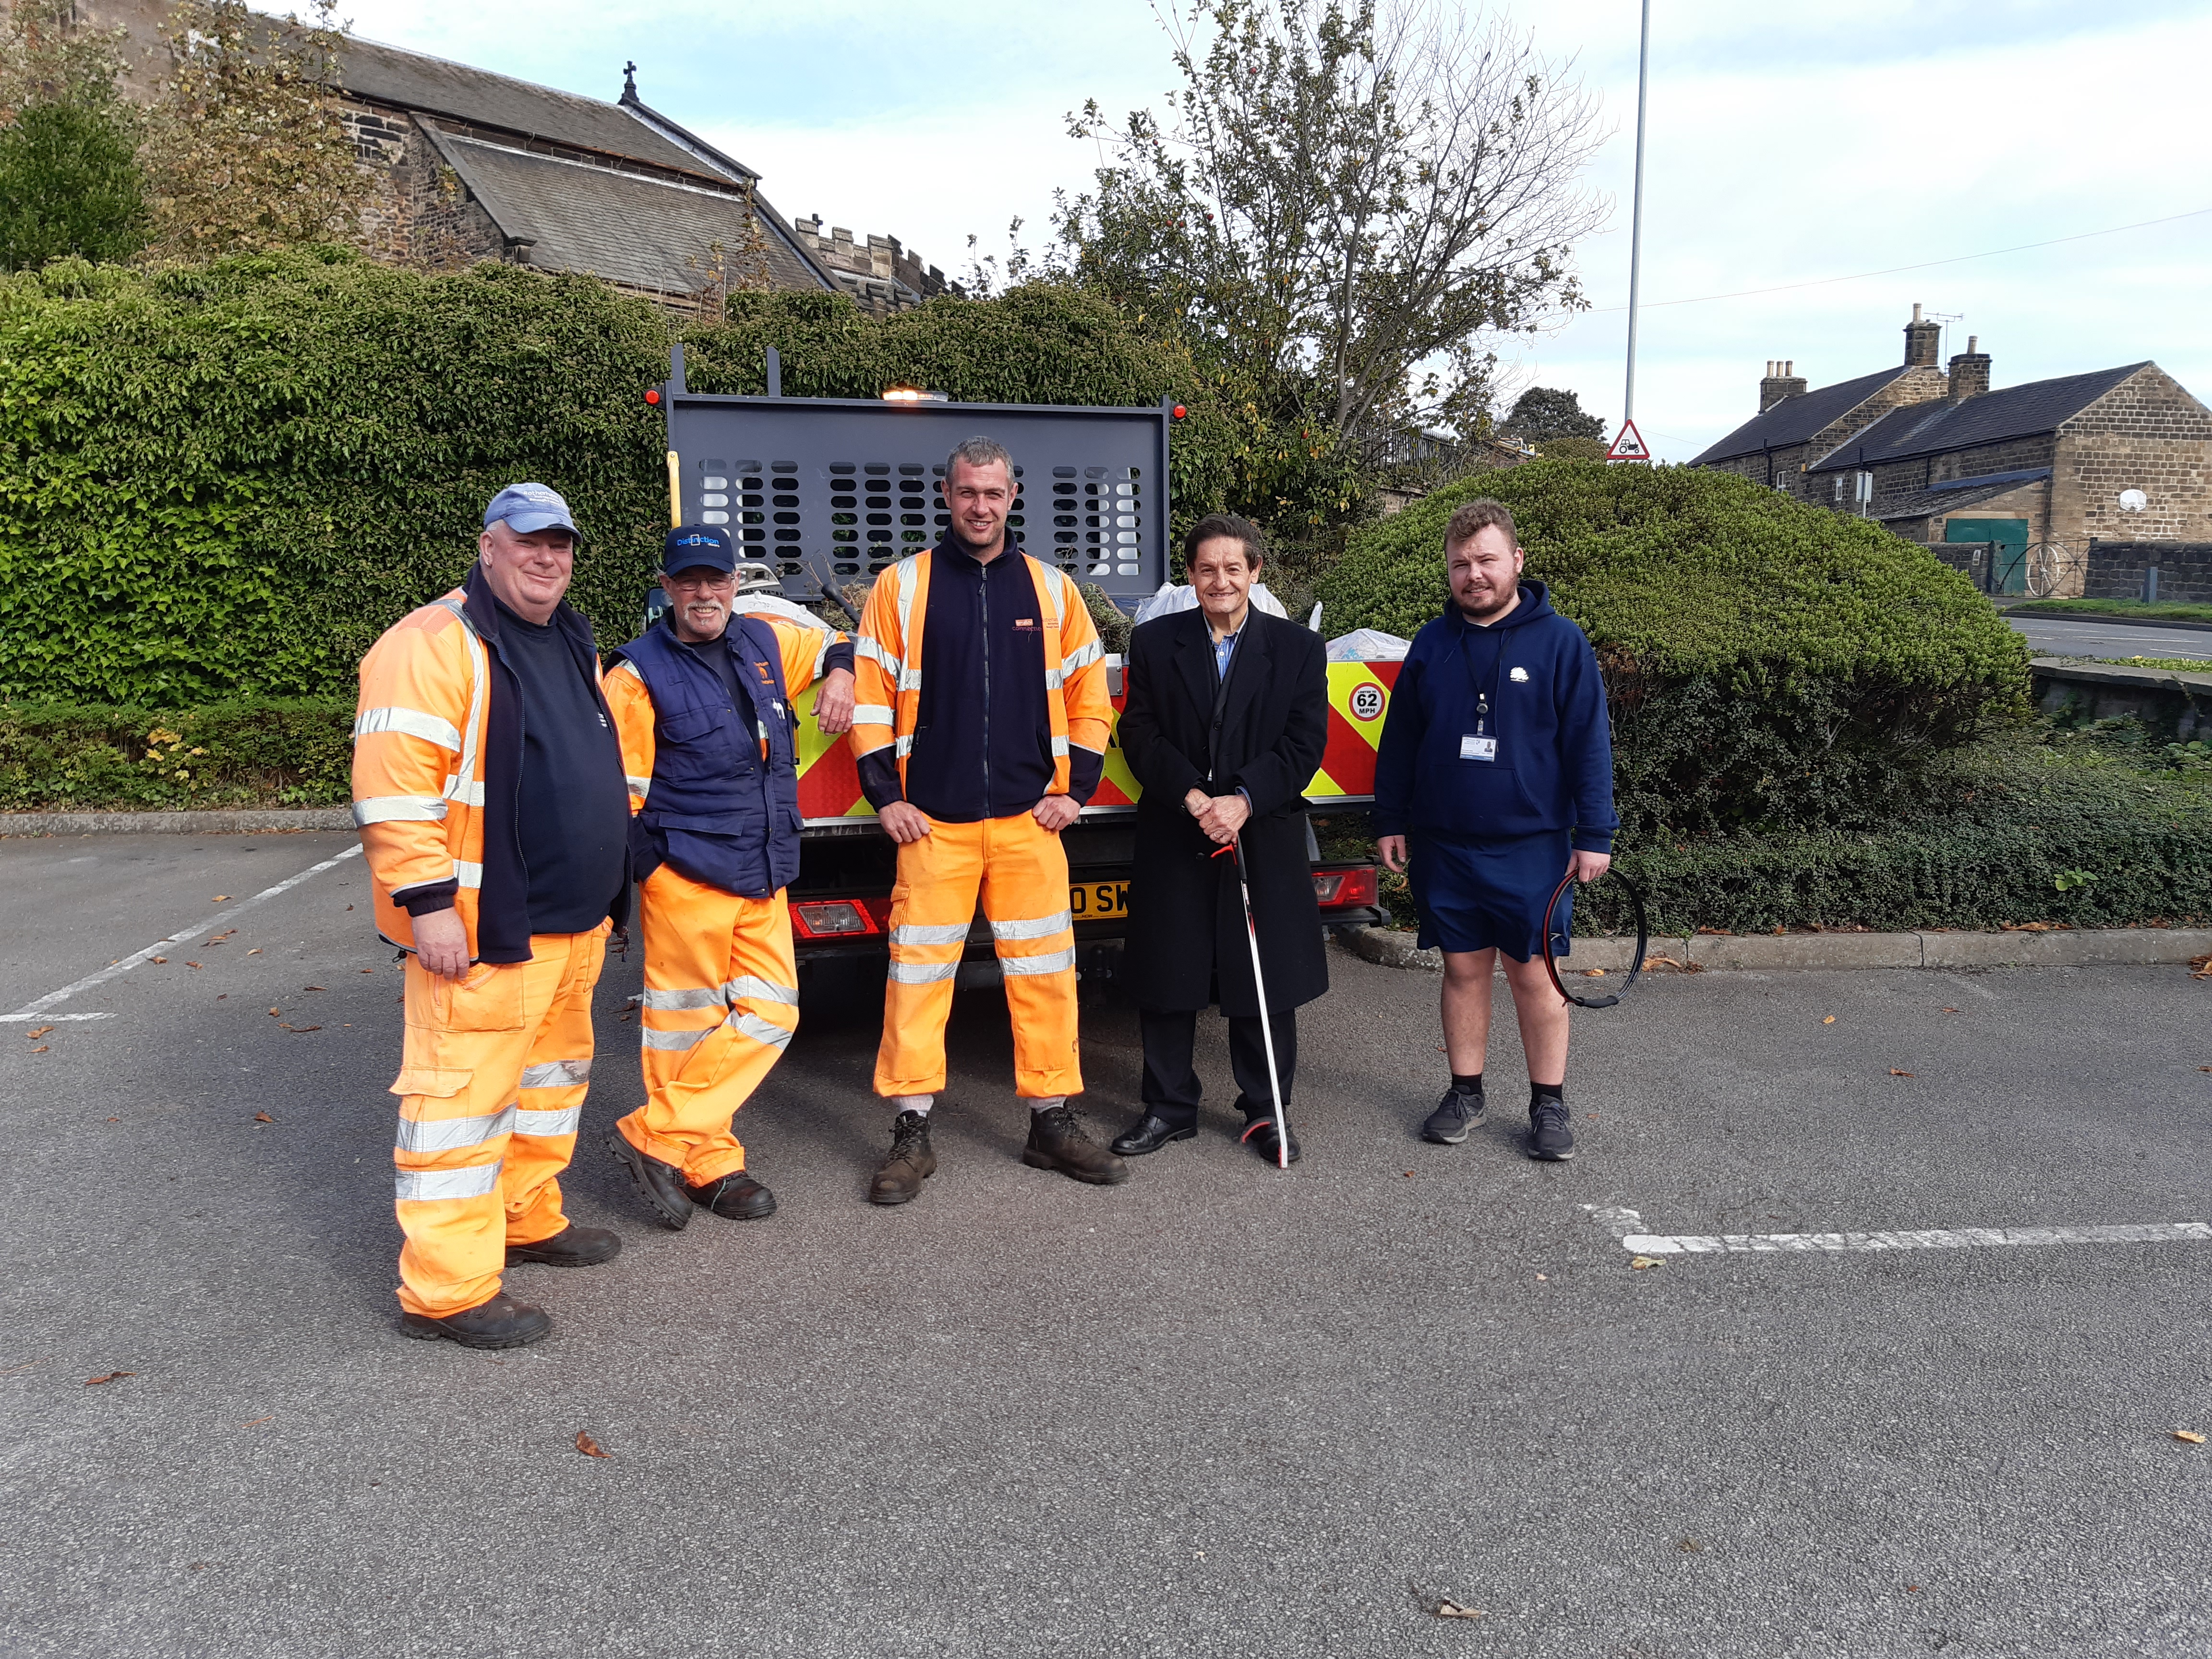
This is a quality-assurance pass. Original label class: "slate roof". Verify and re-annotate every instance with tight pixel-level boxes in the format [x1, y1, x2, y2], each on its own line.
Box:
[1688, 366, 1908, 465]
[1875, 473, 2049, 522]
[338, 36, 724, 181]
[425, 131, 832, 298]
[1806, 364, 2149, 472]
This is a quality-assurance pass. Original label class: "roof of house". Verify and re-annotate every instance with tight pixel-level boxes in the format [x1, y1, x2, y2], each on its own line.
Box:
[1807, 364, 2150, 472]
[1875, 469, 2051, 522]
[1688, 367, 1908, 465]
[338, 36, 724, 180]
[425, 131, 833, 298]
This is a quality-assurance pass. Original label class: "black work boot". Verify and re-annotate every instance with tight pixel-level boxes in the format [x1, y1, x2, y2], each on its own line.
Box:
[398, 1291, 551, 1349]
[505, 1224, 623, 1267]
[1422, 1082, 1486, 1145]
[1022, 1104, 1131, 1185]
[1526, 1094, 1575, 1161]
[605, 1129, 692, 1230]
[869, 1110, 937, 1206]
[687, 1171, 777, 1220]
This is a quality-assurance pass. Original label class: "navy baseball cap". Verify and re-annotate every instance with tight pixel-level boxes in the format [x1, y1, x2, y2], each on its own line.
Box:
[483, 482, 579, 540]
[663, 524, 736, 575]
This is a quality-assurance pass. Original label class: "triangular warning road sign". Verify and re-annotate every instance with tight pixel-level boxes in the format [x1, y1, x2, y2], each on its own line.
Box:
[1605, 419, 1651, 463]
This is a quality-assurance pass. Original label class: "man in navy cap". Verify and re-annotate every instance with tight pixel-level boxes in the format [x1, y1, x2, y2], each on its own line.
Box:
[353, 482, 632, 1349]
[601, 526, 856, 1229]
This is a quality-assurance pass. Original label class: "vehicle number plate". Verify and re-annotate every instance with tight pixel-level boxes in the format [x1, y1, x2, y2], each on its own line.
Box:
[1069, 881, 1129, 921]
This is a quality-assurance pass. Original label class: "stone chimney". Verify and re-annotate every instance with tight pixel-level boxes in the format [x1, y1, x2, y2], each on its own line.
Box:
[1948, 335, 1991, 401]
[1903, 301, 1942, 368]
[1758, 359, 1808, 413]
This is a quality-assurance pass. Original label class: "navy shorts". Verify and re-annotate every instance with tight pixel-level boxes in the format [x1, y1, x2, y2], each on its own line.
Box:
[1408, 830, 1573, 961]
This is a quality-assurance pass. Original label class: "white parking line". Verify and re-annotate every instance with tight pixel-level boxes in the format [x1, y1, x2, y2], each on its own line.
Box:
[1582, 1206, 2212, 1257]
[0, 842, 364, 1023]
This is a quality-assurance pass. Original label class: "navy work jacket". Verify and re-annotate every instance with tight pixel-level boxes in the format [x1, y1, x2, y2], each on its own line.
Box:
[615, 616, 802, 899]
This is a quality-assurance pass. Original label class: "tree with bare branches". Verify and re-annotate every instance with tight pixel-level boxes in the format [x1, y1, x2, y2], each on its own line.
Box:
[1057, 0, 1605, 459]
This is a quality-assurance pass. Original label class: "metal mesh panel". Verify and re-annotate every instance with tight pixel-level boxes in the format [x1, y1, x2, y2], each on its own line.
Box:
[668, 395, 1171, 603]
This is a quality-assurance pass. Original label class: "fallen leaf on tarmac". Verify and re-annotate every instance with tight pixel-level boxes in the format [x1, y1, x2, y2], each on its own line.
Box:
[212, 896, 229, 902]
[303, 986, 325, 992]
[1584, 967, 1607, 977]
[253, 1111, 274, 1123]
[1890, 1069, 1915, 1078]
[185, 962, 201, 969]
[2200, 1067, 2212, 1073]
[1942, 1007, 1960, 1013]
[1631, 1256, 1661, 1270]
[241, 1416, 274, 1427]
[1402, 1171, 1414, 1177]
[1823, 1015, 1836, 1024]
[576, 1431, 609, 1458]
[84, 1371, 134, 1385]
[106, 1116, 118, 1121]
[2175, 1430, 2206, 1444]
[279, 1024, 322, 1033]
[150, 956, 167, 964]
[1434, 1601, 1484, 1619]
[246, 949, 261, 955]
[2190, 954, 2212, 980]
[28, 1045, 47, 1053]
[25, 1026, 52, 1039]
[360, 968, 373, 974]
[267, 1008, 280, 1017]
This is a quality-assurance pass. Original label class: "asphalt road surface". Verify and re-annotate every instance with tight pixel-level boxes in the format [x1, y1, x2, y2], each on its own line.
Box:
[3, 831, 2209, 1658]
[2005, 612, 2212, 662]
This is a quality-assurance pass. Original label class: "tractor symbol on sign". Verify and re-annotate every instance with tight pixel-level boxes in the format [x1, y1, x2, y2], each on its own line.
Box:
[1349, 683, 1385, 721]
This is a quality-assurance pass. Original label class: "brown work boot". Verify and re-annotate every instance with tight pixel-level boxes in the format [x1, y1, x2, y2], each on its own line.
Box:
[1022, 1103, 1131, 1186]
[869, 1110, 936, 1206]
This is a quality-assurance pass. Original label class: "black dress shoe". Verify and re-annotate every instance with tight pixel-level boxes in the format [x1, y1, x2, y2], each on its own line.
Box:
[686, 1171, 777, 1219]
[1112, 1113, 1197, 1156]
[1238, 1108, 1302, 1166]
[605, 1130, 692, 1231]
[398, 1291, 551, 1349]
[505, 1224, 622, 1267]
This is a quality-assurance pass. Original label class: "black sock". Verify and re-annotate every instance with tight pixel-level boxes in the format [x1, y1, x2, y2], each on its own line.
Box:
[1530, 1081, 1564, 1110]
[1450, 1073, 1483, 1095]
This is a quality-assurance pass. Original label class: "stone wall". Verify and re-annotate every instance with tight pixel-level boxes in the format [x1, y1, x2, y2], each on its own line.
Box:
[2054, 367, 2212, 546]
[2082, 541, 2212, 604]
[339, 106, 508, 272]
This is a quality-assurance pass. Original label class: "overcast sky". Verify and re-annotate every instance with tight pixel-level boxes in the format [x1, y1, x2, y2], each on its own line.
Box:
[333, 0, 2212, 463]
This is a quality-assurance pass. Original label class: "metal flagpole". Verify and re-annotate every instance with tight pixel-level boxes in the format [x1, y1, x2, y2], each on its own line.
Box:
[1224, 834, 1290, 1170]
[1623, 0, 1651, 425]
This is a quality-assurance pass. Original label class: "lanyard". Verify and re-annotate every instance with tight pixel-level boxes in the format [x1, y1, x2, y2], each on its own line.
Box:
[1456, 624, 1506, 735]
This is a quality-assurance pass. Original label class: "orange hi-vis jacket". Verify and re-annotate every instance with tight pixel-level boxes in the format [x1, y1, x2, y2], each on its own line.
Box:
[353, 569, 625, 963]
[850, 547, 1111, 802]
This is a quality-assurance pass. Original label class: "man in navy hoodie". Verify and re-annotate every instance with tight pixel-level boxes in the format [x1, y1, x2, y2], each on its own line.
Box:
[1372, 498, 1618, 1160]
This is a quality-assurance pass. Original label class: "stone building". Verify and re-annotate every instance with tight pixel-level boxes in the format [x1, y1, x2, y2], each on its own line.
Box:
[60, 0, 952, 316]
[1691, 307, 2212, 587]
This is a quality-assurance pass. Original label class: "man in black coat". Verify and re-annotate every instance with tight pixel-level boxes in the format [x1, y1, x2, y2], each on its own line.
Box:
[1112, 515, 1330, 1165]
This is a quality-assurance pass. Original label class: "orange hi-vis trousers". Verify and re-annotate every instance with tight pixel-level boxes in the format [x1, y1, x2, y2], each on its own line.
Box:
[876, 810, 1081, 1100]
[616, 864, 800, 1185]
[391, 926, 607, 1319]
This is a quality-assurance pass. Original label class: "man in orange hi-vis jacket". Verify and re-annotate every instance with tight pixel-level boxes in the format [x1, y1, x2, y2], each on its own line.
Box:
[850, 436, 1128, 1204]
[353, 483, 631, 1350]
[600, 525, 855, 1230]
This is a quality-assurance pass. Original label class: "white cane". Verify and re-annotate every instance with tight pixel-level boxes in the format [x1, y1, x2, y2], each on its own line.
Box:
[1220, 834, 1290, 1171]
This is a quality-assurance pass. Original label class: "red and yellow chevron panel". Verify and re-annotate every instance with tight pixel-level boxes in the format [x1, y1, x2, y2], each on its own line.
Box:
[794, 658, 1396, 824]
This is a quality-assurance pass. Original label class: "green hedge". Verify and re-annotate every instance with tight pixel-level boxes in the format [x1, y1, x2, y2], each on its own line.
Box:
[0, 696, 351, 809]
[1314, 462, 2031, 838]
[0, 251, 1226, 706]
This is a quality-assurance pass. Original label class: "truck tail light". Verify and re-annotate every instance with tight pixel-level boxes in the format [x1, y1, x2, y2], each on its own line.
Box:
[1312, 867, 1378, 909]
[792, 898, 888, 938]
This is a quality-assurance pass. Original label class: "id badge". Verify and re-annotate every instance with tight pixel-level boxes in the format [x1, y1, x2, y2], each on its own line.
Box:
[1460, 733, 1498, 762]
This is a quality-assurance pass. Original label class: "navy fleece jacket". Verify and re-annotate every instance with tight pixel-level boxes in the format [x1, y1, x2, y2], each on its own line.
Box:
[1371, 582, 1618, 853]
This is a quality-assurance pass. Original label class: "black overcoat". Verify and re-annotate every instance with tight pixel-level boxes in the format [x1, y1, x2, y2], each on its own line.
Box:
[1118, 606, 1330, 1016]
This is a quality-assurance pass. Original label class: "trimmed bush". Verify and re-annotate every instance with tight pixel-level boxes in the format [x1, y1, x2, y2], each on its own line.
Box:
[0, 697, 352, 809]
[1314, 462, 2031, 838]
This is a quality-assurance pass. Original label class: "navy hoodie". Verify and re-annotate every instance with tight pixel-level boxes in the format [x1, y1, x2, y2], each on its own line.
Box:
[1371, 582, 1618, 853]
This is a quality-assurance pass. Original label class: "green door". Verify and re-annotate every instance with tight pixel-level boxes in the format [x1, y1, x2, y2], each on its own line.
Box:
[1946, 518, 2030, 594]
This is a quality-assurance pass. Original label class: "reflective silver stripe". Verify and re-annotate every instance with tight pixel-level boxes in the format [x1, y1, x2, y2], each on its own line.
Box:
[353, 794, 446, 826]
[520, 1058, 592, 1089]
[1001, 947, 1077, 976]
[1061, 639, 1104, 673]
[893, 555, 921, 646]
[1049, 736, 1070, 757]
[992, 910, 1070, 941]
[894, 734, 914, 758]
[888, 959, 959, 984]
[852, 704, 896, 727]
[454, 860, 483, 889]
[640, 1024, 714, 1051]
[727, 1010, 794, 1051]
[512, 1105, 582, 1138]
[395, 1105, 515, 1154]
[445, 776, 486, 807]
[890, 922, 969, 947]
[1042, 669, 1065, 691]
[354, 706, 462, 751]
[854, 636, 902, 678]
[642, 986, 727, 1011]
[606, 659, 643, 682]
[626, 774, 653, 798]
[897, 668, 923, 692]
[726, 974, 800, 1007]
[811, 635, 832, 680]
[433, 596, 488, 834]
[1036, 562, 1065, 628]
[394, 1159, 503, 1202]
